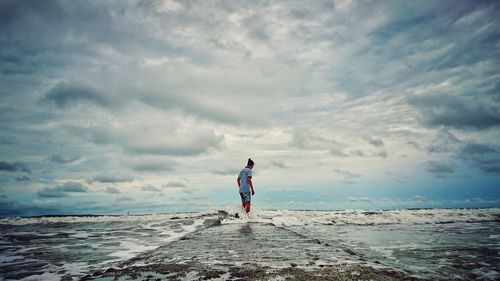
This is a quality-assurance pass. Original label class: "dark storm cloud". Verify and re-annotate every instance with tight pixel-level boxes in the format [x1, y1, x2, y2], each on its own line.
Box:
[0, 135, 16, 145]
[427, 145, 452, 154]
[409, 95, 500, 130]
[37, 188, 68, 198]
[364, 137, 384, 147]
[365, 1, 500, 83]
[0, 161, 30, 173]
[127, 158, 177, 172]
[422, 3, 500, 73]
[43, 81, 110, 109]
[458, 143, 500, 174]
[16, 175, 30, 182]
[0, 1, 131, 79]
[426, 161, 454, 178]
[2, 0, 269, 123]
[37, 182, 89, 198]
[0, 195, 57, 216]
[0, 0, 155, 53]
[48, 154, 80, 164]
[91, 174, 134, 183]
[105, 187, 121, 194]
[426, 129, 462, 154]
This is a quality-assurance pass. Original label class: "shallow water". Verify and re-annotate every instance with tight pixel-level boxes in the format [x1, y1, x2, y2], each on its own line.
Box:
[0, 208, 498, 280]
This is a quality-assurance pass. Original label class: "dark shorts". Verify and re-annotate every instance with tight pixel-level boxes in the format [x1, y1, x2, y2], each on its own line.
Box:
[239, 192, 251, 203]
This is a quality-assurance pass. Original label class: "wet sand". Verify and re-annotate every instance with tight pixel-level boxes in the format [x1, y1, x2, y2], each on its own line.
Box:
[83, 262, 419, 280]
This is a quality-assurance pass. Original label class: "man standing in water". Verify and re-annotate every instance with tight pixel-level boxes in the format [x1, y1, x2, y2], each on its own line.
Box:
[237, 158, 255, 213]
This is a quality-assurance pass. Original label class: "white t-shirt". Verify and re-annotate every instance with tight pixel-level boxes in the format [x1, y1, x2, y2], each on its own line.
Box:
[238, 167, 253, 193]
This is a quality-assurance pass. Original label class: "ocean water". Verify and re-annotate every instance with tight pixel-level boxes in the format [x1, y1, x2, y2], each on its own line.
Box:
[0, 208, 498, 280]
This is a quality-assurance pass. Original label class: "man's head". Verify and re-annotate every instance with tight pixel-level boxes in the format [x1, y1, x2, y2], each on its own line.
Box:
[247, 158, 254, 169]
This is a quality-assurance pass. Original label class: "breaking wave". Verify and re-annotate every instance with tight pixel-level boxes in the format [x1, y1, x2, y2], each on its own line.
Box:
[221, 208, 500, 226]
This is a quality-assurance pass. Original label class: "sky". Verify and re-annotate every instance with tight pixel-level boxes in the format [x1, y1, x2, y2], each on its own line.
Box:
[0, 0, 499, 216]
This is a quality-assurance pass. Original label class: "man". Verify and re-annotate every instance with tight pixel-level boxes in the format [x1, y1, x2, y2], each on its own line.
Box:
[237, 158, 255, 213]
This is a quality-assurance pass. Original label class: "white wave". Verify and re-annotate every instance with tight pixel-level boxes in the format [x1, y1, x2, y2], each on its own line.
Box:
[158, 218, 205, 243]
[108, 239, 157, 260]
[2, 208, 498, 227]
[19, 272, 60, 281]
[222, 208, 500, 226]
[0, 212, 213, 225]
[17, 262, 89, 281]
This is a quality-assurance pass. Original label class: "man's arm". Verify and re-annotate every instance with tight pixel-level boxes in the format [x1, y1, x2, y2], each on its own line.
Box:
[237, 177, 241, 188]
[247, 177, 254, 195]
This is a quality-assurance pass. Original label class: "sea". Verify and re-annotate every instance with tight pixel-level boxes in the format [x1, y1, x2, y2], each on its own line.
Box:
[0, 208, 498, 280]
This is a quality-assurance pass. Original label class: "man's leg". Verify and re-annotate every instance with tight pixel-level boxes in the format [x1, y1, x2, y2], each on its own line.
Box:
[245, 201, 251, 213]
[240, 193, 246, 209]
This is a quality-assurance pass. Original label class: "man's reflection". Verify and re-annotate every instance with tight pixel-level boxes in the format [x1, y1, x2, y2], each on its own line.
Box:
[240, 222, 253, 234]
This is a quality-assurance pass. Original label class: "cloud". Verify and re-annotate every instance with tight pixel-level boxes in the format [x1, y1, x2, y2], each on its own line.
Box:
[48, 154, 80, 164]
[0, 195, 57, 216]
[349, 149, 388, 158]
[125, 157, 177, 172]
[141, 185, 162, 192]
[73, 119, 224, 157]
[43, 81, 110, 109]
[16, 175, 30, 182]
[425, 129, 462, 154]
[407, 141, 421, 150]
[37, 182, 89, 198]
[408, 94, 500, 130]
[347, 196, 373, 202]
[413, 195, 427, 203]
[116, 196, 134, 202]
[105, 187, 121, 194]
[270, 160, 287, 169]
[37, 188, 69, 198]
[330, 147, 349, 157]
[212, 168, 239, 176]
[332, 169, 362, 179]
[0, 161, 30, 173]
[426, 161, 454, 178]
[91, 173, 134, 183]
[377, 150, 388, 158]
[364, 137, 384, 147]
[458, 142, 500, 174]
[162, 181, 187, 188]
